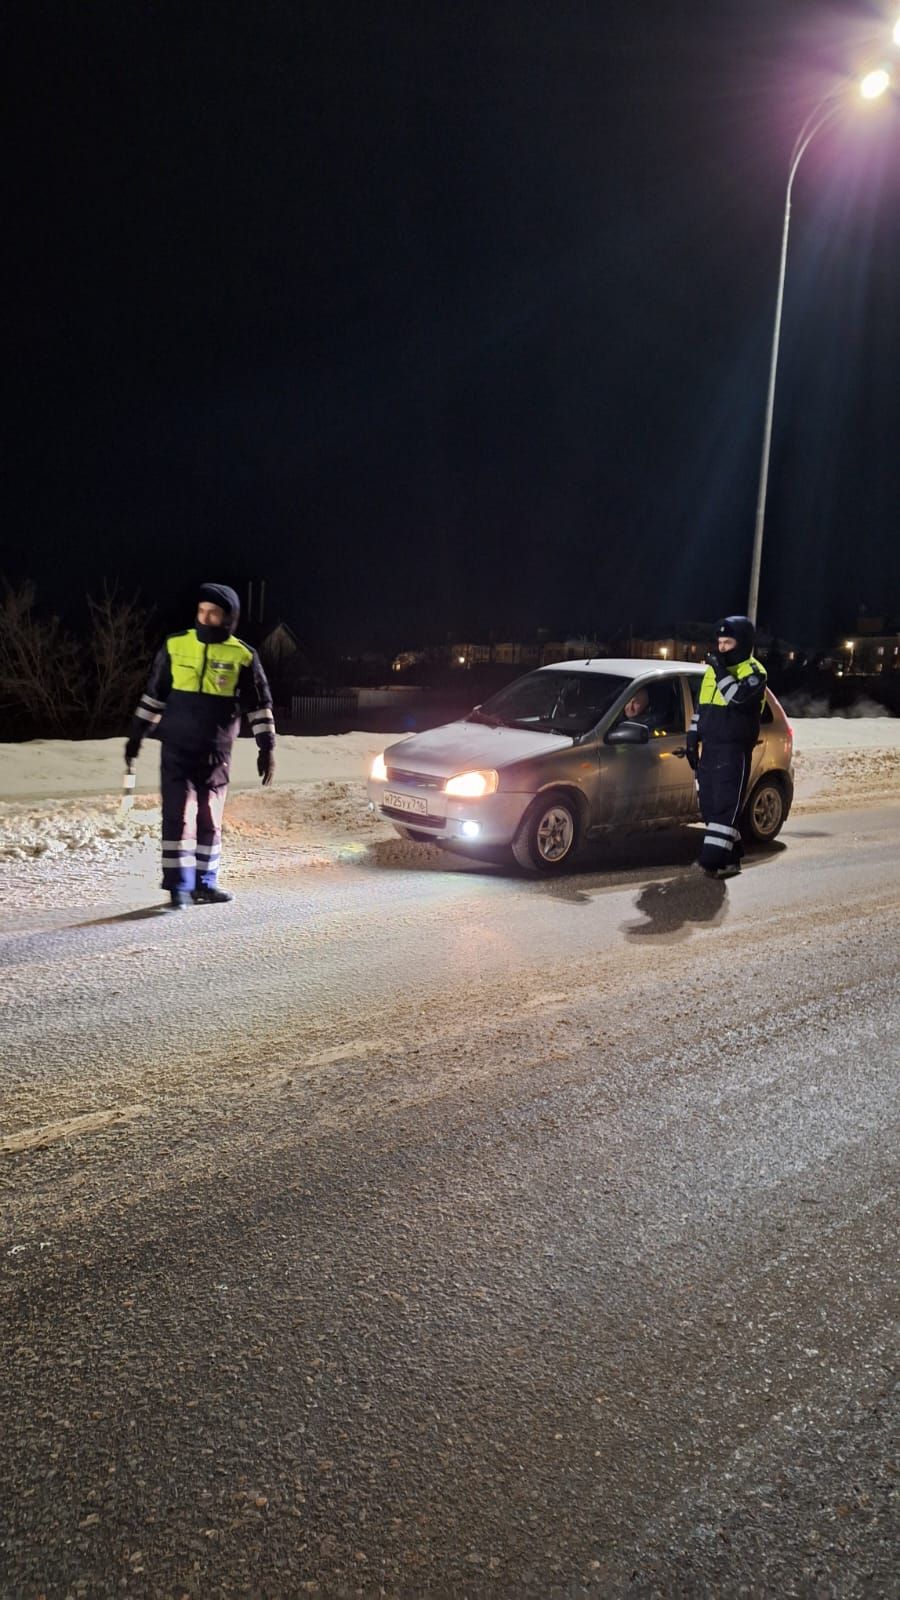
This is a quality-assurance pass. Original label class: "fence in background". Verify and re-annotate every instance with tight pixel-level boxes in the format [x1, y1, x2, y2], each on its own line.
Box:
[291, 691, 359, 721]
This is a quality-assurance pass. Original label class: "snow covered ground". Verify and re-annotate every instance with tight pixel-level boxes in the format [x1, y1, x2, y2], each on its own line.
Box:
[0, 720, 897, 912]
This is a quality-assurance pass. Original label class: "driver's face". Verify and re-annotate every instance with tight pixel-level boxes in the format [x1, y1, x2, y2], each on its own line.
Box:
[625, 693, 648, 719]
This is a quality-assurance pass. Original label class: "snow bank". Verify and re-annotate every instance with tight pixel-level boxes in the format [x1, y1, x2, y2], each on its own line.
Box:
[1, 719, 897, 808]
[0, 732, 386, 802]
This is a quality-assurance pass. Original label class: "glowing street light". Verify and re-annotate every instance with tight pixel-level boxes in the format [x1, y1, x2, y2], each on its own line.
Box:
[746, 65, 893, 623]
[845, 639, 856, 673]
[893, 18, 900, 47]
[860, 68, 891, 99]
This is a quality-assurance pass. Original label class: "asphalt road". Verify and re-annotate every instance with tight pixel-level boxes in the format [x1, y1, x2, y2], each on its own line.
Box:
[1, 804, 898, 1598]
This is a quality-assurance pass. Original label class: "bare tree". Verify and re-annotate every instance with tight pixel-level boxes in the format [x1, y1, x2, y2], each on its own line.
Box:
[83, 584, 152, 735]
[0, 579, 152, 738]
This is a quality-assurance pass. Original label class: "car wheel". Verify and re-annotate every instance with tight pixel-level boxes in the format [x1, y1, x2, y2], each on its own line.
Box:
[512, 791, 581, 873]
[742, 776, 785, 844]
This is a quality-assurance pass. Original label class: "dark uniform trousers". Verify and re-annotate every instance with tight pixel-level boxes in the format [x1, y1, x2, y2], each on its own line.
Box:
[160, 745, 230, 892]
[696, 745, 752, 870]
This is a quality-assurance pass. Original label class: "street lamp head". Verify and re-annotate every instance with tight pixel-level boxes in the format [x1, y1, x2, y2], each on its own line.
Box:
[860, 67, 891, 99]
[845, 640, 855, 650]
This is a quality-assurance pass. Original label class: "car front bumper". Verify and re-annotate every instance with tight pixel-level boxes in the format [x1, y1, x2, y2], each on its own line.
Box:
[367, 778, 530, 846]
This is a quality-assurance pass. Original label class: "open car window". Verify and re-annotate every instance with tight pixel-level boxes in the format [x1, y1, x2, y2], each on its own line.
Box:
[476, 671, 627, 736]
[615, 676, 687, 736]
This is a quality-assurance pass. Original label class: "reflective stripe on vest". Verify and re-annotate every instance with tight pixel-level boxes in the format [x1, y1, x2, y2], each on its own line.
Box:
[166, 630, 253, 696]
[698, 654, 766, 710]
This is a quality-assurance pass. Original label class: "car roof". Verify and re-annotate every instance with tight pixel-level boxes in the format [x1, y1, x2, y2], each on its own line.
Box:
[536, 657, 703, 678]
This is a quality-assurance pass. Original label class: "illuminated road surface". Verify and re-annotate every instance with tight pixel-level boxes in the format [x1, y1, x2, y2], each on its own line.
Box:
[1, 803, 898, 1596]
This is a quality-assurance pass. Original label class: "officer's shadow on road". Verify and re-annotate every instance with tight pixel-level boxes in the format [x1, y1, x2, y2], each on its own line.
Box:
[72, 905, 172, 927]
[622, 872, 728, 942]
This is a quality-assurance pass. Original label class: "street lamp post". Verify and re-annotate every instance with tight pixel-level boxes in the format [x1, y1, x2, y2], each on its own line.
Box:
[746, 69, 892, 625]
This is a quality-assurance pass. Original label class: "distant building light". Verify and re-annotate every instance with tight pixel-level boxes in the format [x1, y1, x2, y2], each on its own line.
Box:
[659, 646, 668, 659]
[458, 655, 466, 665]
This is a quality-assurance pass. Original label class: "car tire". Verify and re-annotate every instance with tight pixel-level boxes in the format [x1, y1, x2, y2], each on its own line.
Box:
[511, 791, 581, 873]
[742, 775, 786, 844]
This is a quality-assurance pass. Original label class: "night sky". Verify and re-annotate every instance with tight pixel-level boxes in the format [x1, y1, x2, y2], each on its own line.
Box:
[6, 1, 900, 652]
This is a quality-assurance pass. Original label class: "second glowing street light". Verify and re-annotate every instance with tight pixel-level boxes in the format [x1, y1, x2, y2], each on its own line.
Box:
[746, 60, 893, 624]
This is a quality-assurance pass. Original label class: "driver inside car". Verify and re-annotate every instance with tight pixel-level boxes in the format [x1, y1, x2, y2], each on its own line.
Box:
[622, 687, 651, 723]
[618, 684, 678, 737]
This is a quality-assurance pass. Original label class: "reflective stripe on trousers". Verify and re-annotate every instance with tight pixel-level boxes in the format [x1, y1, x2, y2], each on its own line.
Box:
[696, 746, 749, 869]
[159, 746, 230, 892]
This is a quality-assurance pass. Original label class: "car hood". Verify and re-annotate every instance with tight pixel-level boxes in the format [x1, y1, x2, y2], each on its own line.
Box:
[383, 720, 574, 778]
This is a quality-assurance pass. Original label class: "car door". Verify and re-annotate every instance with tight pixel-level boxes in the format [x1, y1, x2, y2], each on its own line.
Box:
[594, 675, 695, 825]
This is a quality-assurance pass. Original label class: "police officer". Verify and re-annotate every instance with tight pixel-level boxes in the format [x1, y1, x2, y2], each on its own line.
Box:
[125, 582, 276, 909]
[686, 615, 767, 879]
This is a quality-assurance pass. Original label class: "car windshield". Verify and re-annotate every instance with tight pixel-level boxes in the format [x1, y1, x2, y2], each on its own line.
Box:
[470, 670, 627, 736]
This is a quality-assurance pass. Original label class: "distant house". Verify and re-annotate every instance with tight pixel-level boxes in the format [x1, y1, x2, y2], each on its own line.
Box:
[259, 621, 300, 663]
[628, 626, 801, 667]
[832, 631, 900, 675]
[540, 637, 604, 664]
[450, 642, 492, 667]
[492, 641, 540, 666]
[392, 649, 426, 673]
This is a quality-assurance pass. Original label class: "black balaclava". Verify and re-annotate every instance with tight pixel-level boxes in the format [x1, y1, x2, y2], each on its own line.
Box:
[714, 614, 756, 668]
[196, 582, 240, 644]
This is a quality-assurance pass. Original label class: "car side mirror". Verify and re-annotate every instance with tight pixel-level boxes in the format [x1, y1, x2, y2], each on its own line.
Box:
[605, 721, 650, 746]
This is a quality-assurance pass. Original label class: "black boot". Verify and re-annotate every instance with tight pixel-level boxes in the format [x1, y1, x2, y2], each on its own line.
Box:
[168, 889, 192, 910]
[192, 885, 234, 904]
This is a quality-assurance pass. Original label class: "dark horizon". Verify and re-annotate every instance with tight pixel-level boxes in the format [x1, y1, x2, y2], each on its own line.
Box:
[5, 1, 900, 655]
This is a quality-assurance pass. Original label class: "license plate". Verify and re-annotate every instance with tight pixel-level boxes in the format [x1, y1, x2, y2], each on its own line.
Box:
[383, 790, 427, 815]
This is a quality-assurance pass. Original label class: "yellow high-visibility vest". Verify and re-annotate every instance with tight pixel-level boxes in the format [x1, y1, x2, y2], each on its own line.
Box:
[699, 654, 766, 710]
[166, 630, 253, 697]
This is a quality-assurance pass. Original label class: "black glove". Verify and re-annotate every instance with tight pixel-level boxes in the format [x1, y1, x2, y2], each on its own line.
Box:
[124, 736, 142, 767]
[685, 735, 699, 772]
[705, 651, 723, 672]
[257, 747, 275, 786]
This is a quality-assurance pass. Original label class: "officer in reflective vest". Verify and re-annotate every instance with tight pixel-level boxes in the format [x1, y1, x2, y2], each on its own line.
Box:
[125, 582, 276, 909]
[686, 615, 767, 879]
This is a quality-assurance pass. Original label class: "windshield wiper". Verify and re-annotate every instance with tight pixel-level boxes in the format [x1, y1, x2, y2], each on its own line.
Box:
[507, 718, 573, 735]
[466, 708, 507, 726]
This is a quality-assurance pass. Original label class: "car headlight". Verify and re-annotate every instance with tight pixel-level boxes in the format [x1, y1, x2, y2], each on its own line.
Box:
[444, 769, 499, 798]
[370, 752, 388, 781]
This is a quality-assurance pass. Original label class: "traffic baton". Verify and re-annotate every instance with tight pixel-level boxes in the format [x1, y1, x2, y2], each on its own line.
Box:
[116, 765, 136, 822]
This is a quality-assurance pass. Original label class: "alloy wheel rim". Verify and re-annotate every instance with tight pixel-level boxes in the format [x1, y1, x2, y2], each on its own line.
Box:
[753, 786, 782, 835]
[536, 806, 574, 862]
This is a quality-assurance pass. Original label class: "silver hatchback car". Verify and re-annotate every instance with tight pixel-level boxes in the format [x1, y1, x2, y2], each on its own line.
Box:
[368, 658, 794, 872]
